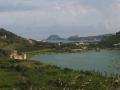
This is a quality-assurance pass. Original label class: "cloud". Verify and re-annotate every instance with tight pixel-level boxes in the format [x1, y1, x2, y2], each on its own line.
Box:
[102, 0, 120, 32]
[0, 0, 97, 14]
[0, 0, 101, 26]
[0, 0, 40, 12]
[113, 0, 120, 11]
[0, 0, 119, 39]
[50, 1, 98, 16]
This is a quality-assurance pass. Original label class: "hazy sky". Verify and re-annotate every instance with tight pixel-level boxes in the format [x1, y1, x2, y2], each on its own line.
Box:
[0, 0, 120, 39]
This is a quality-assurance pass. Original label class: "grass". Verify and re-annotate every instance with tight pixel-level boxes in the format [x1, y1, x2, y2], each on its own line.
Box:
[26, 49, 55, 58]
[0, 57, 120, 90]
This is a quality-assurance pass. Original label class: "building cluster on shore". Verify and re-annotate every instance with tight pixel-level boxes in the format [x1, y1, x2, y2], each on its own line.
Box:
[9, 50, 27, 60]
[0, 35, 7, 39]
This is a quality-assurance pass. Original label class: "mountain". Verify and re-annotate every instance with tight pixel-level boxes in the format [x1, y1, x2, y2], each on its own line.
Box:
[46, 34, 112, 43]
[47, 35, 65, 41]
[67, 35, 80, 41]
[68, 34, 112, 42]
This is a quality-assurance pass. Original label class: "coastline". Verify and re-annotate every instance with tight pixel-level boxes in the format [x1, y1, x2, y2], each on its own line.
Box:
[27, 48, 120, 58]
[29, 49, 120, 76]
[0, 49, 120, 89]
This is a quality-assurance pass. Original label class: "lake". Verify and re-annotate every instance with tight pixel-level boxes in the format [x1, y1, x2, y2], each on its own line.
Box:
[31, 50, 120, 75]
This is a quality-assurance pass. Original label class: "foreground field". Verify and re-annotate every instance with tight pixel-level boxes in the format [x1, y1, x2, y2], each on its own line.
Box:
[0, 57, 120, 90]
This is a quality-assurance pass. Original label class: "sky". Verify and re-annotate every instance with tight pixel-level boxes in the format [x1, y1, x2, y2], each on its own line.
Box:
[0, 0, 120, 39]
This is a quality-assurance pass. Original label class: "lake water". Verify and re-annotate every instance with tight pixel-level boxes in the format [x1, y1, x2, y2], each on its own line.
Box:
[31, 50, 120, 75]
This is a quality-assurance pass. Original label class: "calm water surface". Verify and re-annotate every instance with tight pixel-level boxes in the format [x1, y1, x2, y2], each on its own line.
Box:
[31, 50, 120, 74]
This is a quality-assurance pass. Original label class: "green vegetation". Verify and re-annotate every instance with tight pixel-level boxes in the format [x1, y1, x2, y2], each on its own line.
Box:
[0, 28, 29, 50]
[0, 28, 56, 52]
[0, 57, 120, 90]
[26, 49, 55, 58]
[0, 28, 120, 89]
[99, 31, 120, 48]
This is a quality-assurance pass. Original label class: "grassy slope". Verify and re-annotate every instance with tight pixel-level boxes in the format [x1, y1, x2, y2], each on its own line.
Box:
[0, 57, 120, 90]
[0, 28, 30, 51]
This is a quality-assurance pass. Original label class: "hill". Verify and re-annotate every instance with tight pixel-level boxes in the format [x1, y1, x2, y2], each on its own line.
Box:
[0, 28, 30, 50]
[68, 34, 112, 42]
[0, 28, 50, 52]
[46, 34, 112, 43]
[0, 28, 60, 52]
[47, 35, 65, 41]
[99, 31, 120, 48]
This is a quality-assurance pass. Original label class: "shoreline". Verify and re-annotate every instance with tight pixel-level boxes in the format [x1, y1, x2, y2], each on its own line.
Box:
[0, 56, 119, 89]
[0, 50, 120, 89]
[27, 48, 120, 58]
[29, 49, 120, 77]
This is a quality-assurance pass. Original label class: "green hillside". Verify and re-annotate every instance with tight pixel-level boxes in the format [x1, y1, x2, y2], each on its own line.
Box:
[0, 28, 30, 50]
[0, 28, 59, 53]
[99, 31, 120, 48]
